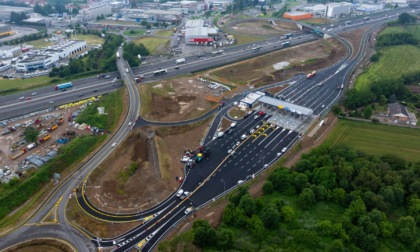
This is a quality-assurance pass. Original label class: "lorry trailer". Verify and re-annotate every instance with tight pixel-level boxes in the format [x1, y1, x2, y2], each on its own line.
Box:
[55, 82, 73, 91]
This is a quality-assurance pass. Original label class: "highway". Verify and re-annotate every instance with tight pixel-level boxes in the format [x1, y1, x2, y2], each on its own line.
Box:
[0, 7, 415, 251]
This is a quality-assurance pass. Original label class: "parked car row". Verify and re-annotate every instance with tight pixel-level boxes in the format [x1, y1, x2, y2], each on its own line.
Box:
[22, 70, 49, 79]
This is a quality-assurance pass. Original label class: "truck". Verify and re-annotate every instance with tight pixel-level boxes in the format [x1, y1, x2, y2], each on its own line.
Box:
[282, 41, 290, 47]
[39, 134, 51, 143]
[47, 124, 58, 132]
[26, 143, 37, 150]
[175, 58, 185, 64]
[284, 33, 293, 39]
[10, 148, 27, 160]
[196, 146, 210, 162]
[363, 17, 370, 21]
[57, 138, 69, 144]
[55, 82, 73, 91]
[307, 71, 317, 79]
[56, 117, 64, 126]
[116, 52, 120, 59]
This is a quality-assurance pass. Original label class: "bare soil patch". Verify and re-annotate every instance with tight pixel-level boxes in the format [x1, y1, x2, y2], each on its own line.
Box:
[211, 38, 345, 86]
[140, 77, 217, 122]
[265, 84, 290, 95]
[85, 119, 213, 214]
[231, 20, 299, 36]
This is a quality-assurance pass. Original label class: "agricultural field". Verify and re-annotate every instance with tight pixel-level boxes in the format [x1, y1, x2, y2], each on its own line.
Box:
[325, 120, 420, 162]
[132, 37, 170, 54]
[155, 29, 174, 37]
[70, 34, 104, 45]
[355, 45, 420, 90]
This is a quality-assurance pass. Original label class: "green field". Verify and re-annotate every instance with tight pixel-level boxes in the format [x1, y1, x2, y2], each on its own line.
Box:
[155, 29, 174, 37]
[25, 38, 54, 48]
[70, 34, 104, 45]
[122, 29, 146, 36]
[403, 24, 420, 40]
[0, 76, 53, 91]
[132, 37, 170, 54]
[325, 120, 420, 162]
[355, 45, 420, 90]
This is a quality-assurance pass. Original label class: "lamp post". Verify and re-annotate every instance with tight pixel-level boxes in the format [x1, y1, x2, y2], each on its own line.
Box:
[221, 179, 225, 192]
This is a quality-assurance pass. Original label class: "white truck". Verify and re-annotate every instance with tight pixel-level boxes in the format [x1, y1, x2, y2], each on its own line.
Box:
[176, 58, 185, 64]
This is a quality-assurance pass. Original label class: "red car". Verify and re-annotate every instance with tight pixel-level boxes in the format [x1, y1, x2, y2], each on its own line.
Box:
[258, 111, 265, 116]
[26, 97, 32, 100]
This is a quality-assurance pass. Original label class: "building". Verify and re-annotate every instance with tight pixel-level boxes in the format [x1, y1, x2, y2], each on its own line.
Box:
[185, 19, 204, 28]
[356, 4, 384, 12]
[325, 2, 352, 18]
[283, 12, 313, 21]
[301, 4, 327, 16]
[80, 4, 112, 19]
[47, 40, 88, 59]
[143, 9, 182, 22]
[0, 45, 21, 58]
[0, 25, 12, 38]
[15, 54, 59, 72]
[0, 6, 33, 21]
[239, 92, 264, 108]
[387, 102, 417, 125]
[185, 27, 214, 44]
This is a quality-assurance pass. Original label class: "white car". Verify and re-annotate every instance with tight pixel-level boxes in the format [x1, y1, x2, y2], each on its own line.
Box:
[184, 207, 194, 215]
[19, 96, 25, 100]
[237, 180, 244, 185]
[249, 129, 255, 134]
[180, 156, 191, 163]
[176, 189, 184, 197]
[254, 115, 259, 120]
[128, 122, 132, 126]
[255, 125, 261, 129]
[282, 147, 287, 153]
[228, 149, 233, 154]
[31, 92, 37, 96]
[112, 143, 117, 148]
[230, 123, 237, 128]
[49, 101, 54, 104]
[240, 134, 247, 140]
[179, 191, 190, 199]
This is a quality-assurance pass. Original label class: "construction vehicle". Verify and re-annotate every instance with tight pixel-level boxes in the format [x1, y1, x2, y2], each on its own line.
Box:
[10, 148, 27, 160]
[47, 124, 58, 132]
[39, 134, 51, 143]
[56, 117, 64, 126]
[307, 71, 317, 79]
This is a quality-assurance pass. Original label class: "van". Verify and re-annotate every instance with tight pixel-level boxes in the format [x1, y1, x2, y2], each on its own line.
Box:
[230, 123, 236, 128]
[217, 132, 224, 138]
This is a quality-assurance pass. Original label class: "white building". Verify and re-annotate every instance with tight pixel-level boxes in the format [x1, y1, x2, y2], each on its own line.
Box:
[302, 4, 327, 16]
[48, 40, 87, 59]
[356, 4, 384, 12]
[325, 2, 352, 18]
[185, 19, 204, 28]
[0, 46, 21, 58]
[80, 4, 112, 19]
[15, 54, 59, 72]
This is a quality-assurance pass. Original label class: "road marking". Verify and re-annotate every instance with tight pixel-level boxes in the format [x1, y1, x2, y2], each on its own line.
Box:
[240, 158, 243, 162]
[235, 162, 238, 165]
[253, 164, 256, 167]
[246, 161, 249, 164]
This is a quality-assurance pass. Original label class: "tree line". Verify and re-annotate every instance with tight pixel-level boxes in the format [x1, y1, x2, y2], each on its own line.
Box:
[159, 144, 420, 251]
[122, 42, 150, 67]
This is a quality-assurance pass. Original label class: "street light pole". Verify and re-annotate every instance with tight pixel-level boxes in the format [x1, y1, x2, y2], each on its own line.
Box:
[221, 179, 225, 192]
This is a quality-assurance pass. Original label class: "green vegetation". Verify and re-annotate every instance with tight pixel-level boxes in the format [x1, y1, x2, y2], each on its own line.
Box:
[132, 37, 170, 54]
[155, 29, 174, 37]
[76, 89, 123, 130]
[69, 34, 104, 45]
[0, 135, 105, 221]
[25, 38, 54, 48]
[24, 126, 39, 143]
[0, 76, 52, 92]
[118, 162, 139, 186]
[122, 42, 150, 67]
[122, 29, 146, 36]
[160, 144, 420, 252]
[232, 34, 264, 45]
[325, 120, 420, 162]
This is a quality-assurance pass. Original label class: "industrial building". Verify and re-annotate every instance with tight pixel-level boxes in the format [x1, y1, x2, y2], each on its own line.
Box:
[46, 40, 87, 59]
[325, 2, 352, 18]
[15, 54, 59, 72]
[356, 4, 384, 12]
[185, 27, 215, 44]
[121, 8, 182, 23]
[185, 19, 205, 28]
[0, 6, 33, 21]
[283, 12, 313, 20]
[0, 25, 13, 38]
[0, 45, 21, 58]
[301, 4, 327, 16]
[80, 4, 112, 19]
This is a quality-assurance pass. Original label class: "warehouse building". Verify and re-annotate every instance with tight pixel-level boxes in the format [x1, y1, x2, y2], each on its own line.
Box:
[80, 4, 112, 19]
[301, 4, 327, 16]
[47, 40, 87, 59]
[185, 19, 205, 28]
[283, 12, 313, 20]
[15, 54, 59, 72]
[325, 2, 352, 18]
[356, 4, 384, 12]
[0, 45, 21, 58]
[185, 27, 214, 44]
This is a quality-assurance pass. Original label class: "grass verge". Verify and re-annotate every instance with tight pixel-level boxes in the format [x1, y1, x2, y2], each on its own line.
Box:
[132, 37, 170, 54]
[122, 29, 146, 36]
[155, 29, 174, 36]
[70, 34, 104, 45]
[325, 119, 420, 162]
[25, 38, 54, 48]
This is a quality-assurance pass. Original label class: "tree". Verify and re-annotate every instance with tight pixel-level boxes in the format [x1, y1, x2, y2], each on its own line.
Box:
[297, 188, 316, 209]
[281, 205, 295, 223]
[399, 12, 414, 25]
[261, 203, 280, 228]
[363, 106, 373, 119]
[332, 105, 342, 115]
[345, 197, 366, 223]
[239, 194, 257, 217]
[192, 220, 216, 247]
[262, 181, 274, 195]
[216, 228, 234, 249]
[24, 126, 39, 143]
[379, 95, 387, 106]
[293, 173, 310, 193]
[396, 216, 416, 243]
[246, 214, 265, 241]
[327, 239, 345, 252]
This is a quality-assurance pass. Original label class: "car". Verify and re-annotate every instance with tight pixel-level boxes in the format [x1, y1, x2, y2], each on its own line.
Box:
[179, 191, 190, 200]
[249, 129, 255, 134]
[237, 180, 244, 185]
[321, 104, 325, 108]
[146, 235, 153, 242]
[230, 123, 237, 128]
[176, 189, 184, 197]
[184, 207, 194, 215]
[26, 97, 32, 100]
[174, 66, 179, 69]
[31, 92, 37, 96]
[255, 125, 261, 129]
[180, 156, 191, 163]
[277, 152, 282, 156]
[217, 132, 225, 138]
[282, 147, 287, 153]
[235, 141, 241, 147]
[112, 143, 117, 147]
[246, 175, 253, 180]
[228, 149, 233, 154]
[227, 128, 233, 134]
[93, 89, 98, 92]
[19, 96, 25, 100]
[128, 122, 132, 126]
[49, 101, 54, 104]
[254, 115, 259, 120]
[104, 75, 110, 79]
[240, 134, 247, 140]
[78, 94, 84, 97]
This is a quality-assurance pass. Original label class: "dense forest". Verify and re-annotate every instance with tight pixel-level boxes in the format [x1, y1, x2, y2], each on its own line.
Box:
[159, 144, 420, 251]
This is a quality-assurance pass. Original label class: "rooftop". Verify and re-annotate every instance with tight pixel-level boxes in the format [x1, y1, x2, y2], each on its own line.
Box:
[258, 96, 313, 116]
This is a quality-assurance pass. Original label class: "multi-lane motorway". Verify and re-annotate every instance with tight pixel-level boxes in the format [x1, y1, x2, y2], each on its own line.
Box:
[0, 7, 415, 252]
